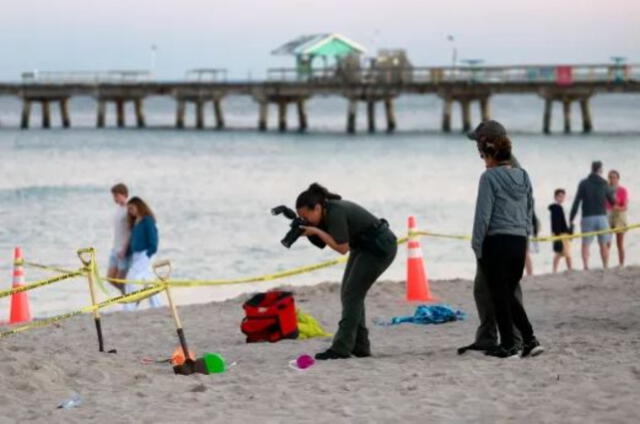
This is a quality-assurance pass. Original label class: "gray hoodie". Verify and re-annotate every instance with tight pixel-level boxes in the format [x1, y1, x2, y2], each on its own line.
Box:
[472, 166, 534, 258]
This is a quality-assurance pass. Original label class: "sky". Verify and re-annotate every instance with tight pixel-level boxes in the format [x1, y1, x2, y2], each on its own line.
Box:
[1, 0, 639, 81]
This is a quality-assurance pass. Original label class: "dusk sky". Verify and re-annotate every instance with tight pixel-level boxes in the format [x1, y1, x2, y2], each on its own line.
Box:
[2, 0, 638, 80]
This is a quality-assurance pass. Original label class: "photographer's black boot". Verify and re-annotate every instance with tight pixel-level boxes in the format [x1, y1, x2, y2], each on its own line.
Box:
[315, 349, 351, 360]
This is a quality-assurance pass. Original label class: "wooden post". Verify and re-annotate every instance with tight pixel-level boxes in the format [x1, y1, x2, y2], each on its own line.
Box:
[296, 99, 308, 132]
[367, 100, 376, 133]
[134, 98, 145, 128]
[347, 99, 357, 134]
[97, 99, 106, 128]
[384, 98, 396, 132]
[195, 99, 204, 129]
[60, 98, 71, 128]
[258, 101, 268, 131]
[116, 99, 125, 128]
[278, 101, 287, 132]
[176, 99, 186, 129]
[41, 100, 51, 129]
[479, 97, 491, 122]
[441, 97, 452, 132]
[580, 98, 593, 133]
[213, 99, 224, 129]
[20, 100, 31, 129]
[461, 99, 471, 133]
[543, 98, 552, 134]
[562, 99, 571, 134]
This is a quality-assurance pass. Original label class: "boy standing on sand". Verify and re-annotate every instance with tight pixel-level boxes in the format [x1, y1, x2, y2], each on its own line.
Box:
[107, 183, 131, 294]
[548, 189, 573, 273]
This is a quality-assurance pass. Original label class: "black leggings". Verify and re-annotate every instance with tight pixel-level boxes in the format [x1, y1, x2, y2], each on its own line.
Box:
[480, 234, 535, 348]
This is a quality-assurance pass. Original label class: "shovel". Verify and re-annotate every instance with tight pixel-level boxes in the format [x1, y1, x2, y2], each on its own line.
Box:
[153, 260, 208, 375]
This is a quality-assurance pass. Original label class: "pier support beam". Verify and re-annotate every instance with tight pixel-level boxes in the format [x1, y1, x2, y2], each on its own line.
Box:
[543, 98, 552, 134]
[213, 99, 224, 129]
[347, 100, 357, 134]
[134, 99, 145, 128]
[176, 100, 186, 129]
[367, 100, 376, 133]
[41, 100, 51, 129]
[460, 100, 471, 133]
[116, 99, 125, 128]
[296, 99, 308, 132]
[562, 99, 571, 134]
[479, 97, 491, 122]
[384, 98, 396, 132]
[580, 98, 593, 133]
[441, 98, 452, 133]
[195, 100, 204, 129]
[258, 102, 268, 131]
[96, 100, 106, 128]
[278, 102, 287, 132]
[60, 99, 70, 128]
[20, 100, 31, 129]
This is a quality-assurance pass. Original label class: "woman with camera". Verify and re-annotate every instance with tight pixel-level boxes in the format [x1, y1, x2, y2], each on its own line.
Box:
[296, 183, 397, 360]
[471, 134, 544, 358]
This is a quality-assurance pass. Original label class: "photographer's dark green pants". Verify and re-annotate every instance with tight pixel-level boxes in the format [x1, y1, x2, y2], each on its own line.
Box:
[474, 260, 523, 348]
[331, 245, 397, 356]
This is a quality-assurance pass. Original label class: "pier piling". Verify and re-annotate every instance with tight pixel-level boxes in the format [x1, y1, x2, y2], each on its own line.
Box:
[116, 100, 125, 128]
[278, 101, 287, 132]
[41, 100, 51, 129]
[258, 102, 268, 131]
[20, 100, 31, 129]
[562, 99, 571, 134]
[384, 98, 396, 132]
[134, 99, 145, 128]
[195, 100, 205, 129]
[347, 100, 357, 134]
[176, 100, 186, 129]
[441, 98, 452, 133]
[580, 98, 593, 133]
[460, 100, 471, 133]
[213, 99, 225, 129]
[543, 98, 552, 134]
[479, 97, 491, 122]
[367, 100, 376, 133]
[296, 100, 308, 132]
[60, 99, 70, 128]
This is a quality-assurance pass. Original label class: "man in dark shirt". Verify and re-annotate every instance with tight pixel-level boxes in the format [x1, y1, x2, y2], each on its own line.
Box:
[569, 161, 617, 270]
[548, 188, 573, 272]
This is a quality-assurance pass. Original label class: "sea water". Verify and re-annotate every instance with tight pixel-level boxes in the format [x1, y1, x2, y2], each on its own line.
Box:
[1, 94, 638, 317]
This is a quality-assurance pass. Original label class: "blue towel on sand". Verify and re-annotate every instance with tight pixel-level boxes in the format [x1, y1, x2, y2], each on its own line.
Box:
[376, 304, 466, 326]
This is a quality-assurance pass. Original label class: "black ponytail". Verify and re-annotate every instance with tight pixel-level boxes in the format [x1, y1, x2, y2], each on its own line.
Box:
[295, 183, 342, 209]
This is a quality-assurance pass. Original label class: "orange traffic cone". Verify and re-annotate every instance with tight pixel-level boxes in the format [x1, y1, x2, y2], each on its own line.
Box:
[9, 247, 31, 324]
[406, 216, 437, 302]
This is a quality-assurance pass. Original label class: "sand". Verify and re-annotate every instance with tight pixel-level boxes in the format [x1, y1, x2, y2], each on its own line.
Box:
[1, 267, 639, 424]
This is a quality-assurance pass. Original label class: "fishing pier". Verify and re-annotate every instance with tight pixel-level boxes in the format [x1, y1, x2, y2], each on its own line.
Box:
[1, 63, 638, 134]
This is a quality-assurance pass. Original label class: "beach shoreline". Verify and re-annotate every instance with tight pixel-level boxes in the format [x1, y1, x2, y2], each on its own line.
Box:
[1, 266, 639, 423]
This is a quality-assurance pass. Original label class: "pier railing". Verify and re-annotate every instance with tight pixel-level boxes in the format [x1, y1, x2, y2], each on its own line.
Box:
[21, 70, 153, 84]
[266, 63, 638, 85]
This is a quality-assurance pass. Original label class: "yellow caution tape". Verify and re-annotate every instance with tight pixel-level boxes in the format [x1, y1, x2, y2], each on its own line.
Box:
[18, 260, 79, 275]
[0, 285, 166, 339]
[0, 270, 85, 299]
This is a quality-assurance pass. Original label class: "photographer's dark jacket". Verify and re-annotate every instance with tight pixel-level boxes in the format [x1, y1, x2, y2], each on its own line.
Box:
[309, 200, 395, 255]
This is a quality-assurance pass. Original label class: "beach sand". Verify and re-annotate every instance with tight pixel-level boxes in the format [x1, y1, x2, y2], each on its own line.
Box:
[1, 267, 639, 423]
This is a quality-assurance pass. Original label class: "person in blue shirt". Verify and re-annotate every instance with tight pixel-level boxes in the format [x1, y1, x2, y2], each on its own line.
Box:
[123, 196, 162, 310]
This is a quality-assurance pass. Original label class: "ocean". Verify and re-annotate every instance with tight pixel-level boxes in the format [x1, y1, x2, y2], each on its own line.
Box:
[1, 93, 638, 317]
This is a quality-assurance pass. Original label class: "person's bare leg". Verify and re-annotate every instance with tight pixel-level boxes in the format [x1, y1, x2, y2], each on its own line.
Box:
[114, 269, 127, 294]
[581, 243, 590, 270]
[525, 251, 533, 276]
[616, 233, 625, 266]
[552, 254, 561, 273]
[599, 242, 610, 269]
[566, 256, 573, 271]
[107, 267, 124, 293]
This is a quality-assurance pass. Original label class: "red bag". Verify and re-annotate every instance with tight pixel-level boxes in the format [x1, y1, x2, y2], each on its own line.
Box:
[241, 291, 299, 343]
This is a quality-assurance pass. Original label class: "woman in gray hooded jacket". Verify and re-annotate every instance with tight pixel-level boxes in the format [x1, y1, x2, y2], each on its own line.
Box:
[472, 134, 544, 359]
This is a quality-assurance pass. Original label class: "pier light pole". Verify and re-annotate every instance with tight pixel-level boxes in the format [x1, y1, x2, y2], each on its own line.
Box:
[150, 44, 158, 77]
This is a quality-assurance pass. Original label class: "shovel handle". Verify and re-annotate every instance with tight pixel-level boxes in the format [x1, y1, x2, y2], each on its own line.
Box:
[153, 260, 172, 281]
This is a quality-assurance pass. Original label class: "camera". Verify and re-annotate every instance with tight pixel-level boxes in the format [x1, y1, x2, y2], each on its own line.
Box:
[271, 205, 308, 248]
